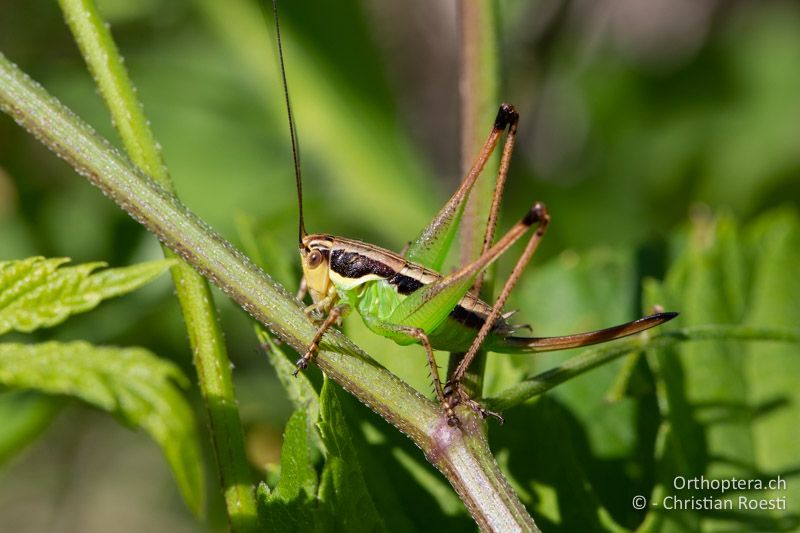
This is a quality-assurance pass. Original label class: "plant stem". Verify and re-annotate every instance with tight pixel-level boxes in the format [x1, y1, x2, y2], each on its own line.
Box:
[0, 51, 536, 531]
[56, 0, 256, 527]
[428, 410, 538, 531]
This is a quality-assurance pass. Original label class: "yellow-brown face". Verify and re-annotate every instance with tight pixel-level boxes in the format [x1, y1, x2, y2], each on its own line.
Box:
[300, 234, 334, 303]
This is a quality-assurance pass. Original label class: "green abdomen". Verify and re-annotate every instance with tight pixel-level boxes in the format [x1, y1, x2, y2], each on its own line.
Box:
[339, 279, 496, 352]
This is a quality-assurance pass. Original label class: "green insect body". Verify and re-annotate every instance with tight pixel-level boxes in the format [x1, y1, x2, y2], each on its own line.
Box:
[292, 105, 676, 425]
[315, 237, 515, 353]
[302, 231, 673, 358]
[269, 1, 676, 423]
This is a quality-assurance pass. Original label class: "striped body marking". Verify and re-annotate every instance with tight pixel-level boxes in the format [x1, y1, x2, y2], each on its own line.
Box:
[301, 234, 514, 337]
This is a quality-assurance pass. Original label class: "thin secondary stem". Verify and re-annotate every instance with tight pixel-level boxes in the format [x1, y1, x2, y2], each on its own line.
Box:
[57, 0, 256, 527]
[486, 325, 800, 411]
[0, 52, 535, 531]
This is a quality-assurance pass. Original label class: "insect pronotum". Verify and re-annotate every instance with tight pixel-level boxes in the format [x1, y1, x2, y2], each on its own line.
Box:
[270, 1, 677, 426]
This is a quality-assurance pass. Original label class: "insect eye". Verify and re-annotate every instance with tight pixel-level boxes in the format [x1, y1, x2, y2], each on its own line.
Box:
[308, 250, 323, 268]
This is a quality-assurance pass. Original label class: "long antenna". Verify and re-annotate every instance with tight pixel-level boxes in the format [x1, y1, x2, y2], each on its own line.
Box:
[271, 0, 306, 244]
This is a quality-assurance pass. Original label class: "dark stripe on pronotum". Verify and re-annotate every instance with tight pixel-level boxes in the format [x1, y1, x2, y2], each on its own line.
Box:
[330, 249, 427, 296]
[330, 249, 395, 279]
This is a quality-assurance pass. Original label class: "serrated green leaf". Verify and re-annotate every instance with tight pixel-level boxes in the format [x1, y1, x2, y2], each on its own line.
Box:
[317, 379, 387, 533]
[643, 209, 800, 531]
[0, 257, 175, 336]
[642, 213, 750, 531]
[258, 408, 318, 532]
[741, 209, 800, 526]
[0, 341, 204, 515]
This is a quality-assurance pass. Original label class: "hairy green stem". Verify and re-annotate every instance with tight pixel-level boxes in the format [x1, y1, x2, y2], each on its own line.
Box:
[56, 0, 257, 527]
[486, 325, 800, 411]
[0, 51, 533, 531]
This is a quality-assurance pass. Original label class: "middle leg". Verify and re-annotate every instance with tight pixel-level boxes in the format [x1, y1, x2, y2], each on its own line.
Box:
[361, 320, 451, 418]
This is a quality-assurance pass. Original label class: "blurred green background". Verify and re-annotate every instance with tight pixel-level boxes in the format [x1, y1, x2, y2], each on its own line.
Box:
[1, 0, 799, 531]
